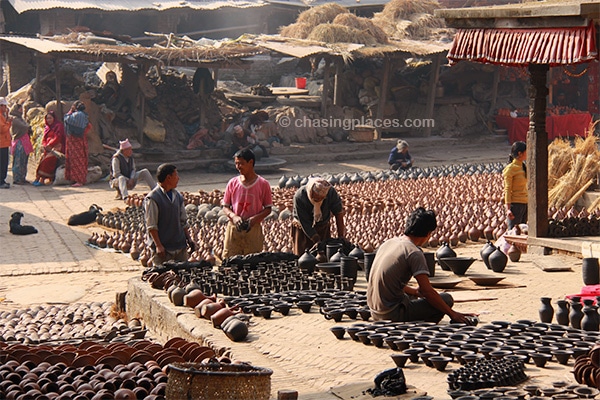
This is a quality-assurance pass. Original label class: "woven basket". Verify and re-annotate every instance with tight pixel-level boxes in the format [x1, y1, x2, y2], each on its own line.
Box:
[166, 362, 273, 400]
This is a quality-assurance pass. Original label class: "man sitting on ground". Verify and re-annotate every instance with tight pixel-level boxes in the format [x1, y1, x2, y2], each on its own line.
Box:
[109, 138, 156, 201]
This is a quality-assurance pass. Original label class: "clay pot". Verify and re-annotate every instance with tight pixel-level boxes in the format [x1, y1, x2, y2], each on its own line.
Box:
[480, 241, 496, 269]
[222, 316, 248, 342]
[200, 301, 224, 320]
[183, 290, 209, 309]
[582, 257, 600, 285]
[436, 242, 456, 263]
[297, 250, 317, 274]
[507, 244, 521, 262]
[488, 247, 508, 273]
[211, 306, 239, 328]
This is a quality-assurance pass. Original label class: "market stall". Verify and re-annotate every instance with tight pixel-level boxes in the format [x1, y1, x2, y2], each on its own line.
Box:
[495, 111, 592, 144]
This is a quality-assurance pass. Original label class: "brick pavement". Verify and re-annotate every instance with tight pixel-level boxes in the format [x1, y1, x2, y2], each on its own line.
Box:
[0, 137, 596, 399]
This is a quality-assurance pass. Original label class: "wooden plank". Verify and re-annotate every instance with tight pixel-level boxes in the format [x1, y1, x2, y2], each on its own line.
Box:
[374, 57, 391, 141]
[423, 53, 442, 137]
[532, 258, 573, 272]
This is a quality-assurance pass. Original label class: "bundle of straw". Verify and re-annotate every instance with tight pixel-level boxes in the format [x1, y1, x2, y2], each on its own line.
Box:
[307, 24, 378, 46]
[332, 14, 388, 44]
[279, 22, 313, 39]
[297, 3, 348, 27]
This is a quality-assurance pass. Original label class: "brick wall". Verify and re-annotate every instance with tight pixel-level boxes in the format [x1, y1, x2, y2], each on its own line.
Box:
[6, 47, 34, 92]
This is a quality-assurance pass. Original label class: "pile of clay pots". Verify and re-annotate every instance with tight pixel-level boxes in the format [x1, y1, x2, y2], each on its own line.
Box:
[0, 302, 140, 344]
[0, 335, 235, 399]
[573, 344, 600, 390]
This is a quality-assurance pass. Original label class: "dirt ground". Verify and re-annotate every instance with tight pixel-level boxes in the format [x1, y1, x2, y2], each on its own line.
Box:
[0, 135, 595, 399]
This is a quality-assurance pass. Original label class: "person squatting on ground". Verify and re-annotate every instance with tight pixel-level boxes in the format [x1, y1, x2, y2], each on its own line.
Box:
[144, 164, 195, 267]
[502, 141, 527, 230]
[64, 100, 91, 187]
[367, 207, 478, 324]
[291, 177, 345, 256]
[221, 148, 272, 258]
[110, 138, 156, 201]
[388, 140, 413, 171]
[33, 111, 65, 186]
[9, 102, 33, 185]
[0, 97, 12, 189]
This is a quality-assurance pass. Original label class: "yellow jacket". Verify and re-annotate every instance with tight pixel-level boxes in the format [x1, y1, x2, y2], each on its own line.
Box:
[0, 112, 10, 148]
[503, 159, 527, 205]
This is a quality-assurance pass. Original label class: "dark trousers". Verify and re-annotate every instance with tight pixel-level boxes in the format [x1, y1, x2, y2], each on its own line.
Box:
[508, 203, 527, 230]
[0, 147, 8, 184]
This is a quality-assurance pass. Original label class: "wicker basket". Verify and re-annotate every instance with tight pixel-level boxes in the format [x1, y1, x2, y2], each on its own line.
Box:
[166, 362, 273, 400]
[348, 126, 374, 142]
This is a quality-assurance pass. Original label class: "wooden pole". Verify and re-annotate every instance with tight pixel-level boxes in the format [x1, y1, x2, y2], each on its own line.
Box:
[374, 56, 391, 141]
[423, 53, 442, 137]
[54, 59, 63, 119]
[333, 59, 343, 106]
[34, 56, 41, 104]
[321, 58, 330, 117]
[527, 63, 549, 239]
[488, 66, 500, 117]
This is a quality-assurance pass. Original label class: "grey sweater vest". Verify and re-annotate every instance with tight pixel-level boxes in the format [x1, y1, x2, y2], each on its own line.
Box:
[147, 186, 186, 251]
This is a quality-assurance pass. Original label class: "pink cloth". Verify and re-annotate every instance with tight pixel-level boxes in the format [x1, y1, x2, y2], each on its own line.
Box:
[10, 134, 33, 155]
[222, 175, 273, 220]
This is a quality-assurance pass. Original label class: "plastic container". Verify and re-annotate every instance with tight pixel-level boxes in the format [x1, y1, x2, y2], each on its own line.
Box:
[295, 77, 307, 89]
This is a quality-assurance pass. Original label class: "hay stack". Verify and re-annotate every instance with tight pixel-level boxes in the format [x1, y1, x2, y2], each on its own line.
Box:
[372, 0, 445, 39]
[548, 129, 600, 208]
[297, 3, 348, 26]
[307, 24, 378, 46]
[332, 13, 388, 44]
[279, 22, 314, 39]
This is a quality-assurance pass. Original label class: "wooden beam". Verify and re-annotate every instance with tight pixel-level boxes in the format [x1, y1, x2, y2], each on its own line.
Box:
[442, 16, 590, 29]
[527, 63, 549, 239]
[374, 56, 391, 141]
[423, 54, 442, 137]
[34, 56, 41, 104]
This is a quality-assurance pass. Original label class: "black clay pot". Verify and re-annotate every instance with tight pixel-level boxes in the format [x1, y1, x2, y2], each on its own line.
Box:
[436, 242, 456, 263]
[480, 241, 496, 269]
[488, 247, 508, 273]
[297, 249, 318, 274]
[582, 257, 599, 285]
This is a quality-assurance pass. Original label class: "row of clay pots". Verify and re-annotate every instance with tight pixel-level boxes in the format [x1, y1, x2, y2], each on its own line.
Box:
[0, 302, 131, 345]
[96, 166, 599, 264]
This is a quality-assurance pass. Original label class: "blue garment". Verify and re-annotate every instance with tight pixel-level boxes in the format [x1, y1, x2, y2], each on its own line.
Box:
[64, 111, 89, 137]
[388, 147, 412, 168]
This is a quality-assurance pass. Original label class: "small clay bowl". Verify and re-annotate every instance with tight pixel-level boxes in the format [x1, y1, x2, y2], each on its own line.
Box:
[330, 327, 346, 340]
[429, 355, 452, 371]
[531, 353, 552, 368]
[390, 353, 410, 368]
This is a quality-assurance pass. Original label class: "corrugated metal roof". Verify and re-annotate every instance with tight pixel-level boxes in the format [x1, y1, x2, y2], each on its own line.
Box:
[7, 0, 265, 14]
[0, 34, 449, 67]
[266, 0, 387, 8]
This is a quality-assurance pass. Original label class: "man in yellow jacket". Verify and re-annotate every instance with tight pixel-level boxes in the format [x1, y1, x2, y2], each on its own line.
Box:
[0, 97, 12, 189]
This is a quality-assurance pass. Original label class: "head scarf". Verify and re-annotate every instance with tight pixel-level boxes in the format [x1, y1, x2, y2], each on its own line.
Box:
[120, 138, 132, 150]
[397, 140, 408, 151]
[306, 177, 331, 226]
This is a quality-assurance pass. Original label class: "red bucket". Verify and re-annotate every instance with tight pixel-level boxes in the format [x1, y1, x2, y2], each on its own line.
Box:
[295, 77, 307, 89]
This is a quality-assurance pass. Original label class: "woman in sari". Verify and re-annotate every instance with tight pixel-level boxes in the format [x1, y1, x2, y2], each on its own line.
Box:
[64, 101, 90, 187]
[33, 111, 65, 186]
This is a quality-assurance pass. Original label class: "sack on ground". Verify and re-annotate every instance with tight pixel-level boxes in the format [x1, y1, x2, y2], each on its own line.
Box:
[53, 165, 103, 185]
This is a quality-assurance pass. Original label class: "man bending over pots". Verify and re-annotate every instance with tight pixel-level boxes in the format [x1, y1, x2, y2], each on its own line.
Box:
[367, 207, 478, 324]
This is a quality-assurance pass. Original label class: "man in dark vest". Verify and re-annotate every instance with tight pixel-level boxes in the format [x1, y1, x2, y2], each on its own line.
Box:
[144, 163, 195, 266]
[110, 138, 155, 201]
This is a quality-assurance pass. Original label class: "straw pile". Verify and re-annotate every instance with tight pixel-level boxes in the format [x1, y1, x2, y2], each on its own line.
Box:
[372, 0, 446, 39]
[280, 4, 388, 44]
[548, 128, 600, 209]
[332, 14, 388, 44]
[307, 24, 378, 45]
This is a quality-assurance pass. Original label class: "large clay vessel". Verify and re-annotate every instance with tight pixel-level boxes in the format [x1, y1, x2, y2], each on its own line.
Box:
[581, 304, 599, 331]
[555, 299, 570, 326]
[582, 257, 600, 285]
[488, 247, 508, 273]
[507, 244, 521, 262]
[480, 241, 496, 269]
[436, 243, 456, 271]
[539, 297, 554, 323]
[222, 316, 249, 341]
[326, 244, 342, 261]
[297, 249, 318, 274]
[569, 299, 584, 329]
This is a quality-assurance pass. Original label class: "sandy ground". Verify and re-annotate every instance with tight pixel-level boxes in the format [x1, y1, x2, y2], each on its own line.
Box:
[0, 135, 595, 399]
